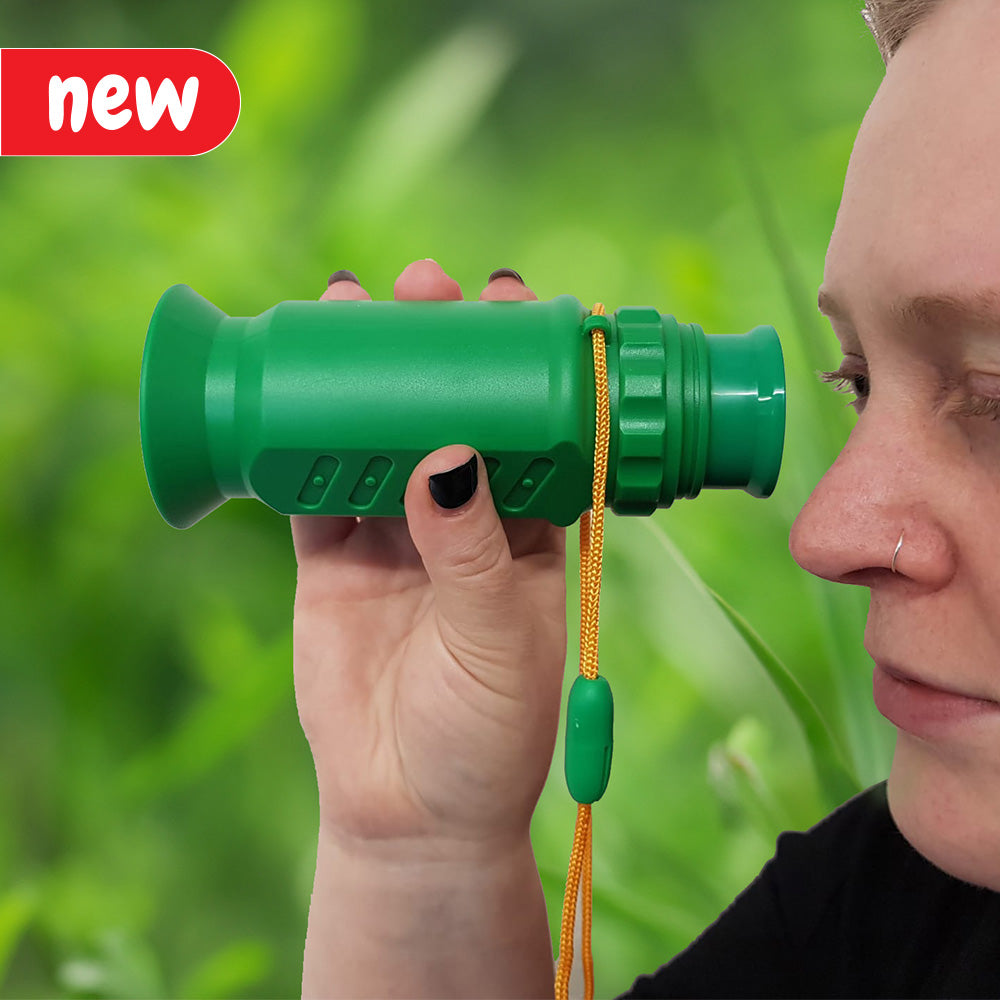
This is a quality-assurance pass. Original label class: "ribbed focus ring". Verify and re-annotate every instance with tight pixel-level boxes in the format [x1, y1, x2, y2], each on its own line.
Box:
[611, 306, 667, 516]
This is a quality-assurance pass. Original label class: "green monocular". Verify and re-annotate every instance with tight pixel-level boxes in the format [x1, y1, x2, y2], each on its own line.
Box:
[139, 285, 785, 529]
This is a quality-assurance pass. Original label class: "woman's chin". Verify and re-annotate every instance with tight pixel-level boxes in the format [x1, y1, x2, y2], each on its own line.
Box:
[887, 733, 1000, 892]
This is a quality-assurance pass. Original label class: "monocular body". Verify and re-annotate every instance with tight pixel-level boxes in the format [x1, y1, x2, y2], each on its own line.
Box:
[140, 285, 786, 528]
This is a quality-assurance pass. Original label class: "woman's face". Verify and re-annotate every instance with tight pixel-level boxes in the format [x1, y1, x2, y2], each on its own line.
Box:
[789, 0, 1000, 891]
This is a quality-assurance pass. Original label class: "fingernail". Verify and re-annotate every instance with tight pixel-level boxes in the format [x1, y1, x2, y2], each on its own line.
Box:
[328, 269, 360, 286]
[487, 267, 524, 285]
[428, 455, 478, 510]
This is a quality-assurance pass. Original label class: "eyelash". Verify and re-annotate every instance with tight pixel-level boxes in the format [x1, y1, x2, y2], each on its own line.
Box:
[817, 363, 1000, 421]
[817, 365, 870, 409]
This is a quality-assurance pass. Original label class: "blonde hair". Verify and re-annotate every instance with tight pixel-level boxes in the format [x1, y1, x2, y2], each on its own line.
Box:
[862, 0, 945, 63]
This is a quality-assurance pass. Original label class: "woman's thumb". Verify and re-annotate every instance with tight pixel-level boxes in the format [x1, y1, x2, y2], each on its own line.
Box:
[404, 446, 519, 657]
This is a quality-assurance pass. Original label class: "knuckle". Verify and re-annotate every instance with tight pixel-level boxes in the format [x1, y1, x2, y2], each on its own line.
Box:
[448, 526, 513, 584]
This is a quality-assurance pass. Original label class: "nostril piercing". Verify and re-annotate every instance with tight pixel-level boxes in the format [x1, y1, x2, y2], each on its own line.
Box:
[891, 530, 904, 574]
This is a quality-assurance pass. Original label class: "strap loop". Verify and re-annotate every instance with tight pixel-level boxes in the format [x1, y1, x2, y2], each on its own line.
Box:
[555, 304, 612, 1000]
[581, 313, 613, 340]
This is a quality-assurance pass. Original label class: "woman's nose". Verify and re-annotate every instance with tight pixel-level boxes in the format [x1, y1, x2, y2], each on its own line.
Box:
[788, 417, 956, 590]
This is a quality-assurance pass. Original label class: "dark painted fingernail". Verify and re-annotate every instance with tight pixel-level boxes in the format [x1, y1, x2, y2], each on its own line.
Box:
[428, 455, 478, 510]
[328, 269, 360, 286]
[487, 267, 524, 285]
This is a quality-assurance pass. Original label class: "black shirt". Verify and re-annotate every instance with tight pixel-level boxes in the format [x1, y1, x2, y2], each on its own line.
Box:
[616, 782, 1000, 999]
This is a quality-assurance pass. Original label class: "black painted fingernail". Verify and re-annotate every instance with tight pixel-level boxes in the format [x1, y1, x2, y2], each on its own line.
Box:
[487, 267, 524, 285]
[328, 269, 360, 286]
[428, 455, 478, 510]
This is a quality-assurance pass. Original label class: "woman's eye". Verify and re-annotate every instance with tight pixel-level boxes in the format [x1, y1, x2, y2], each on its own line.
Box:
[950, 394, 1000, 421]
[817, 360, 870, 407]
[816, 363, 1000, 423]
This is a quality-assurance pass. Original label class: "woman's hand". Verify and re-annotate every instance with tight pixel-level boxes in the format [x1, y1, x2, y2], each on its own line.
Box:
[291, 259, 568, 859]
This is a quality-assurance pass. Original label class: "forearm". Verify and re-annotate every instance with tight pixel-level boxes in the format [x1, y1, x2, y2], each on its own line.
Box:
[302, 827, 556, 999]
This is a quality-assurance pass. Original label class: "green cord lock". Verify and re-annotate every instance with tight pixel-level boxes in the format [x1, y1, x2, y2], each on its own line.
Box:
[564, 674, 614, 804]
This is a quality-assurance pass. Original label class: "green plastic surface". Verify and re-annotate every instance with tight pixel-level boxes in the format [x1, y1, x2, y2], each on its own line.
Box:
[139, 285, 786, 528]
[565, 675, 614, 804]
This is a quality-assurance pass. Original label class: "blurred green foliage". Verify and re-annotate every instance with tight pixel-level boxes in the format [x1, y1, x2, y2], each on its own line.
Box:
[0, 1, 894, 996]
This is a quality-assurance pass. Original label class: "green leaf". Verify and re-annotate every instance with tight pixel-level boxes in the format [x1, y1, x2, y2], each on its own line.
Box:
[177, 939, 273, 1000]
[57, 927, 165, 1000]
[323, 18, 517, 235]
[118, 595, 291, 801]
[639, 517, 860, 808]
[0, 884, 38, 990]
[708, 716, 789, 835]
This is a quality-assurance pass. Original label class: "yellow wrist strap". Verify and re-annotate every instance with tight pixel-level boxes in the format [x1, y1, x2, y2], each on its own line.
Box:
[555, 303, 610, 1000]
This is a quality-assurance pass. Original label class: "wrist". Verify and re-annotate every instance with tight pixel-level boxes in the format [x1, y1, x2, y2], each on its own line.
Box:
[317, 812, 535, 869]
[312, 758, 538, 861]
[304, 822, 555, 998]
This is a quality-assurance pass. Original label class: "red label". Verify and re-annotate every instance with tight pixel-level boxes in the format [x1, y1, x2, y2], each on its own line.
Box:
[0, 48, 240, 155]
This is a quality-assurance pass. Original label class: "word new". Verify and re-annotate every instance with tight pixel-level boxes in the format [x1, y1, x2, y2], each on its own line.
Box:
[49, 75, 199, 132]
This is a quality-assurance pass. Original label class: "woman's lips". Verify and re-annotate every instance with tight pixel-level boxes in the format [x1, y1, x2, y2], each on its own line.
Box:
[872, 661, 1000, 738]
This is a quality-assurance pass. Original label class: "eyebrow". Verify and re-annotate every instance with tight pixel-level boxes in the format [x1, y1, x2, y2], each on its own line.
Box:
[817, 287, 1000, 331]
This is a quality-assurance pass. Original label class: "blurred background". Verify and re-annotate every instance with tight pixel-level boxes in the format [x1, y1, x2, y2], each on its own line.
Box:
[0, 1, 893, 996]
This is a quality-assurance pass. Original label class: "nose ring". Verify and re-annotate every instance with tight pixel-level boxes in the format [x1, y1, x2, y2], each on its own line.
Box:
[891, 530, 904, 574]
